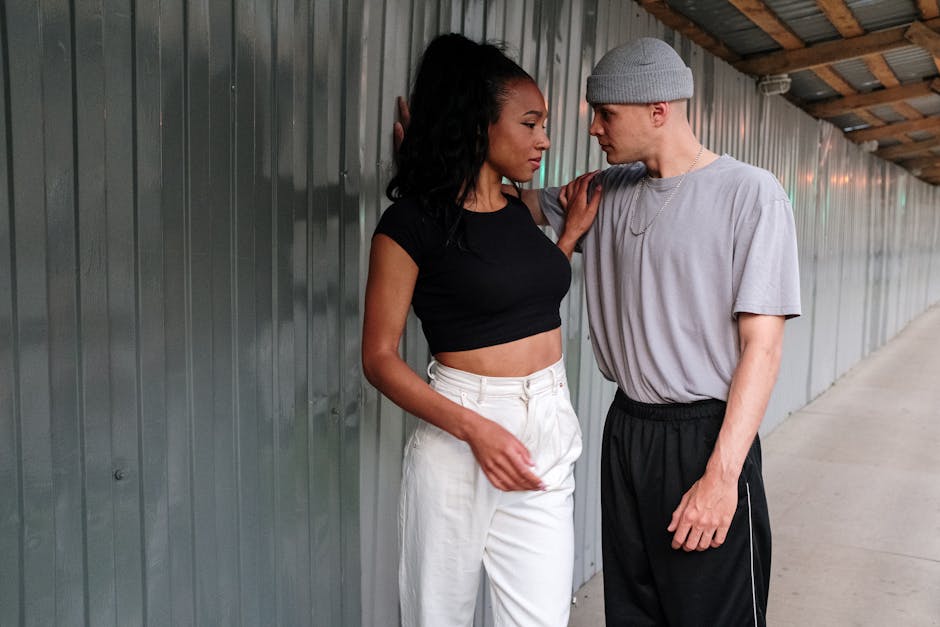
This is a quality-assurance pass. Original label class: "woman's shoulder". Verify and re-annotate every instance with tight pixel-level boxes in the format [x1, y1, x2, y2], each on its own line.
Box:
[380, 196, 424, 222]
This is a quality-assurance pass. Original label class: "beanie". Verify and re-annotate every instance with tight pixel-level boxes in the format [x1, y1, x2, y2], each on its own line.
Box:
[586, 38, 694, 104]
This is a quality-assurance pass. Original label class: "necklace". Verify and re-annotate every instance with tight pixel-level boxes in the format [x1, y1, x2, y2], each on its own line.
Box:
[629, 144, 705, 236]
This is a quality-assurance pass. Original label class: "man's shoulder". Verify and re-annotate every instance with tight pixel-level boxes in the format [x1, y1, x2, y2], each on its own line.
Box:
[598, 162, 647, 189]
[712, 156, 785, 195]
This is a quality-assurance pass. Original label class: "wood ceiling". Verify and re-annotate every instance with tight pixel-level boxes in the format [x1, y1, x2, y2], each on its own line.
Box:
[635, 0, 940, 185]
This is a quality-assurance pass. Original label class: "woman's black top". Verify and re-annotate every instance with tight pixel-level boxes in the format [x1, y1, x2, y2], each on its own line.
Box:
[374, 194, 571, 354]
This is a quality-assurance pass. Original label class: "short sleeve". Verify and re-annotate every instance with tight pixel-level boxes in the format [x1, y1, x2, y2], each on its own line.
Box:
[373, 200, 430, 265]
[732, 197, 802, 318]
[539, 187, 567, 240]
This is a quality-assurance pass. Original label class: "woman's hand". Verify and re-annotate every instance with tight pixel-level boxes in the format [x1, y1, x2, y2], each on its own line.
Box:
[464, 415, 545, 492]
[556, 170, 602, 258]
[393, 96, 411, 152]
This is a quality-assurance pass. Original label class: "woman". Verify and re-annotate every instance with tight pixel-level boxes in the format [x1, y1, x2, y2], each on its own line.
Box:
[362, 33, 599, 626]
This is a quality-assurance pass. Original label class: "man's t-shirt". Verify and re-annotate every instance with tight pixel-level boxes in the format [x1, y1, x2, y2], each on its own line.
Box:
[541, 154, 801, 404]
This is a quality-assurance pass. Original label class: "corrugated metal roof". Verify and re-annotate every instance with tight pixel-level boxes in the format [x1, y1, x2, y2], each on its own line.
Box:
[831, 58, 880, 92]
[909, 130, 937, 141]
[829, 112, 871, 131]
[645, 0, 940, 181]
[764, 0, 840, 44]
[907, 94, 940, 116]
[881, 47, 940, 83]
[867, 105, 907, 123]
[664, 1, 780, 55]
[847, 0, 920, 32]
[790, 69, 839, 101]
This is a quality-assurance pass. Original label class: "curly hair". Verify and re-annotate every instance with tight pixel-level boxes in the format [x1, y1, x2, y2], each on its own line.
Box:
[386, 33, 534, 246]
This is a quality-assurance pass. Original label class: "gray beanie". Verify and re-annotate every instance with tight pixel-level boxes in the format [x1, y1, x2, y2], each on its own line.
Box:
[586, 38, 693, 104]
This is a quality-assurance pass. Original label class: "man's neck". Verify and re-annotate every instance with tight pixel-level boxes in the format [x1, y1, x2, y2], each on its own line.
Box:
[642, 125, 719, 178]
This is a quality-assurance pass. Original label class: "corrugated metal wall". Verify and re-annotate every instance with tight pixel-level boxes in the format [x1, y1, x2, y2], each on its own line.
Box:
[1, 1, 938, 626]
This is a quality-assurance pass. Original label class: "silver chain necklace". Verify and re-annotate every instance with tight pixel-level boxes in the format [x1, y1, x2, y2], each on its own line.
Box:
[629, 144, 705, 236]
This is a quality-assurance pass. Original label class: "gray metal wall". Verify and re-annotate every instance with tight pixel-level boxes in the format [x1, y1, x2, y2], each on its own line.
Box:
[1, 1, 938, 626]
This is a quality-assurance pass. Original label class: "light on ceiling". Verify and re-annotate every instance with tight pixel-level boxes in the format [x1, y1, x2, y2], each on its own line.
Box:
[757, 74, 791, 96]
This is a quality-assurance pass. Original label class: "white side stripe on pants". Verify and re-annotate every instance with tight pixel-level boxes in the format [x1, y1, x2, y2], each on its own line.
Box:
[746, 481, 757, 627]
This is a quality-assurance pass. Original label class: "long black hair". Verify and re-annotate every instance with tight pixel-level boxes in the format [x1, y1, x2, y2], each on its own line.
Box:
[386, 33, 533, 245]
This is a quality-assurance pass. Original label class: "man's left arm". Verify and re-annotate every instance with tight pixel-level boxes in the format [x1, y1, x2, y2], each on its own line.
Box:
[667, 312, 785, 551]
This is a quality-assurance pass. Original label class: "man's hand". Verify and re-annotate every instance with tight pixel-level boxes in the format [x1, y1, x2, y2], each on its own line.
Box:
[667, 473, 737, 551]
[557, 170, 602, 258]
[393, 96, 411, 152]
[465, 415, 545, 492]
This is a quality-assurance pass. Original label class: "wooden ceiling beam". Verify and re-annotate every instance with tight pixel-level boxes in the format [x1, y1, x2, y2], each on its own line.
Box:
[634, 1, 741, 63]
[846, 116, 940, 142]
[865, 55, 900, 87]
[894, 102, 929, 120]
[812, 2, 906, 94]
[727, 0, 804, 49]
[815, 0, 864, 38]
[734, 18, 940, 75]
[805, 79, 940, 117]
[812, 66, 855, 95]
[917, 0, 940, 21]
[814, 0, 916, 137]
[854, 110, 887, 128]
[875, 136, 940, 160]
[905, 20, 940, 57]
[900, 154, 940, 170]
[917, 165, 940, 178]
[729, 0, 884, 110]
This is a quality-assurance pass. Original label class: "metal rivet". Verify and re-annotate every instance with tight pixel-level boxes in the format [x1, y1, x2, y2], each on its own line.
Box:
[113, 469, 126, 481]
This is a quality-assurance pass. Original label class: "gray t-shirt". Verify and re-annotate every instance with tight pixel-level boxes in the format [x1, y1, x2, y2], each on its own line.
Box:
[541, 154, 801, 403]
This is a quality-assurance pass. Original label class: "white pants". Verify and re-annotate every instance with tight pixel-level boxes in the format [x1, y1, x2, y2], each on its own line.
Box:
[399, 358, 583, 627]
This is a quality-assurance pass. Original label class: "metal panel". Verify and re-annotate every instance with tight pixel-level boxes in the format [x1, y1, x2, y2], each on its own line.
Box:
[665, 0, 782, 55]
[790, 69, 840, 102]
[849, 0, 919, 33]
[1, 0, 362, 625]
[881, 46, 939, 83]
[905, 94, 940, 116]
[2, 1, 940, 627]
[830, 58, 879, 92]
[764, 0, 840, 44]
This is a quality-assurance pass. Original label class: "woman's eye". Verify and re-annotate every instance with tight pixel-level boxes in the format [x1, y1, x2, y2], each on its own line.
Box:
[522, 122, 536, 128]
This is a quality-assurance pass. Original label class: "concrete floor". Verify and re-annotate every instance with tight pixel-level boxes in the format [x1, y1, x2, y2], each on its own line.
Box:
[569, 305, 940, 626]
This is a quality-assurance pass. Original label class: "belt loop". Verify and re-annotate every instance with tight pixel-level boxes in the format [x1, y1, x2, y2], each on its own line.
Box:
[551, 366, 558, 395]
[521, 377, 532, 402]
[426, 359, 437, 381]
[478, 376, 487, 403]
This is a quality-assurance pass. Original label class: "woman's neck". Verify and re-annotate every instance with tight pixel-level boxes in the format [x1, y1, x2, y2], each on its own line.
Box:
[464, 167, 507, 213]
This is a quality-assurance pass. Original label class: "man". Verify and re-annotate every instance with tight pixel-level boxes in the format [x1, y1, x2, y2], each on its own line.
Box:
[528, 37, 801, 626]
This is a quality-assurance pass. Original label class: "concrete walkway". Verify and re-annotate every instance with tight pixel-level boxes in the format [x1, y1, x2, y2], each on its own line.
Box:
[570, 305, 940, 626]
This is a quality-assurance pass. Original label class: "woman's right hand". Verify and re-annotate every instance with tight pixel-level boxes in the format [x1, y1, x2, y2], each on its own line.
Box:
[464, 415, 545, 492]
[556, 170, 602, 258]
[393, 96, 410, 152]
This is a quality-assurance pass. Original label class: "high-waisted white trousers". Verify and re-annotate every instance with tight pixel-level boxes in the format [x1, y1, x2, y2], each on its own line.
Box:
[399, 358, 583, 627]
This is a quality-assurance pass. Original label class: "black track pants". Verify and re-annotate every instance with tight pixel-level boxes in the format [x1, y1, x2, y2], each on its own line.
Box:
[601, 390, 771, 627]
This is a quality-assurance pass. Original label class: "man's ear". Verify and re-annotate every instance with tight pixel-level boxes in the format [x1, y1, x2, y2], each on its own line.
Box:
[650, 101, 669, 128]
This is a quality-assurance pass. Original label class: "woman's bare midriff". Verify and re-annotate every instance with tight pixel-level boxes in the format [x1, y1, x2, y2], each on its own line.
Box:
[434, 328, 563, 377]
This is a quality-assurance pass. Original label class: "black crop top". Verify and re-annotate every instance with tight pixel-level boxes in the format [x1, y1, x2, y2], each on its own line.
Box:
[374, 194, 571, 354]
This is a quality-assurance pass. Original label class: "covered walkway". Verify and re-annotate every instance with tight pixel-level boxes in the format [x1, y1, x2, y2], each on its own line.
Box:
[570, 305, 940, 626]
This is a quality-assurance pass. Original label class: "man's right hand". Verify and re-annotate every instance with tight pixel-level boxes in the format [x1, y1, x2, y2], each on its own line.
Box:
[464, 414, 545, 492]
